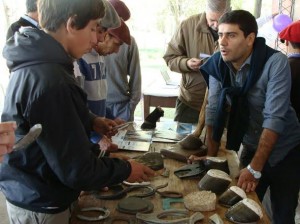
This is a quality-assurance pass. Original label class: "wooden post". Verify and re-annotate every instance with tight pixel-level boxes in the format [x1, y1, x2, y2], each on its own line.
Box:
[192, 88, 208, 138]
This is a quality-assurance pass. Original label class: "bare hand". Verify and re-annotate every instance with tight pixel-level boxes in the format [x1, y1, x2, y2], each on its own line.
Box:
[93, 117, 117, 136]
[187, 155, 206, 164]
[0, 122, 17, 162]
[187, 58, 202, 71]
[114, 118, 125, 125]
[99, 135, 118, 152]
[126, 160, 155, 183]
[237, 168, 258, 193]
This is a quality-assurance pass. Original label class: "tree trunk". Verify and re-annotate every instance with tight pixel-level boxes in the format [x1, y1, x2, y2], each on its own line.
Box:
[1, 0, 10, 29]
[253, 0, 262, 18]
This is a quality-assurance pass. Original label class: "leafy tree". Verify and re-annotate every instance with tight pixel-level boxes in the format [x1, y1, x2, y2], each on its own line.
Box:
[156, 0, 245, 35]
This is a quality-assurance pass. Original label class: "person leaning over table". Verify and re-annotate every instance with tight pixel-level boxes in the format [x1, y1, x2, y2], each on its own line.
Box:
[93, 20, 132, 153]
[163, 0, 231, 135]
[105, 0, 142, 122]
[189, 10, 300, 224]
[0, 122, 16, 162]
[0, 0, 154, 223]
[74, 0, 128, 151]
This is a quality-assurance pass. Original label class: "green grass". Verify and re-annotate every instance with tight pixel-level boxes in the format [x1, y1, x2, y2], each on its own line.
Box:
[139, 48, 166, 69]
[133, 48, 177, 121]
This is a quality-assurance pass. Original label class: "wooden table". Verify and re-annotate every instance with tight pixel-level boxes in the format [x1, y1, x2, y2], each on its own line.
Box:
[70, 142, 270, 224]
[142, 84, 179, 118]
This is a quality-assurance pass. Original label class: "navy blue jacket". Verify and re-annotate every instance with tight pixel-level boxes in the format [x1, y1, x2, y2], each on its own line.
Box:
[1, 28, 131, 213]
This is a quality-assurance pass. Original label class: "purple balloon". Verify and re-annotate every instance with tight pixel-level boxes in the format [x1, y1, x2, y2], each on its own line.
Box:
[273, 14, 293, 32]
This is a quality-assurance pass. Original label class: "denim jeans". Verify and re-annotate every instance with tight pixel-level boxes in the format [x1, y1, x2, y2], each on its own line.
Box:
[6, 201, 71, 224]
[176, 122, 197, 135]
[106, 101, 132, 121]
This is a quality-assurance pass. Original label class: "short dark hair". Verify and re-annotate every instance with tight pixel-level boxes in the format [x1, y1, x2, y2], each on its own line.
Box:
[290, 42, 300, 49]
[218, 10, 258, 37]
[26, 0, 37, 13]
[38, 0, 105, 32]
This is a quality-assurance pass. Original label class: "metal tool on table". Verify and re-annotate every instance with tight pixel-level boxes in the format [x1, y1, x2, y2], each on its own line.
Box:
[156, 189, 183, 198]
[112, 121, 134, 131]
[13, 124, 42, 151]
[76, 207, 110, 222]
[174, 161, 206, 179]
[162, 198, 184, 210]
[98, 148, 106, 158]
[123, 181, 182, 198]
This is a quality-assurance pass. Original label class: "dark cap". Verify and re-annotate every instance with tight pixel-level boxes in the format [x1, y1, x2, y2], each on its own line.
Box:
[108, 0, 131, 21]
[108, 19, 131, 45]
[101, 0, 121, 29]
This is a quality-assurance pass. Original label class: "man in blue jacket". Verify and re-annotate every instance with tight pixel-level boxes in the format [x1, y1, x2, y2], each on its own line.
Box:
[1, 0, 154, 223]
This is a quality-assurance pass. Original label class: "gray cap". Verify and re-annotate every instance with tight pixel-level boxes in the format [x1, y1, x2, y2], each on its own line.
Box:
[101, 0, 121, 29]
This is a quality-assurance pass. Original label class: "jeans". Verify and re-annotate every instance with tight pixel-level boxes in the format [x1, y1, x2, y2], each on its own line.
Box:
[6, 201, 71, 224]
[240, 144, 300, 224]
[176, 122, 197, 135]
[106, 101, 132, 121]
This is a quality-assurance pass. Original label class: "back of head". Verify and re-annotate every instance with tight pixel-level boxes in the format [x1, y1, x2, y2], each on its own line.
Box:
[108, 0, 131, 21]
[26, 0, 37, 13]
[206, 0, 231, 14]
[279, 20, 300, 49]
[219, 10, 258, 37]
[38, 0, 105, 32]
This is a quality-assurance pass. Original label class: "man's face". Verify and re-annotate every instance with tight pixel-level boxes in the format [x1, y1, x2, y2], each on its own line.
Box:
[218, 23, 255, 69]
[68, 19, 98, 59]
[206, 11, 224, 31]
[96, 25, 106, 43]
[96, 33, 123, 56]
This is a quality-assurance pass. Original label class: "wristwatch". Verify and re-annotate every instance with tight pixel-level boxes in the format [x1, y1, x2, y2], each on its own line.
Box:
[247, 164, 262, 179]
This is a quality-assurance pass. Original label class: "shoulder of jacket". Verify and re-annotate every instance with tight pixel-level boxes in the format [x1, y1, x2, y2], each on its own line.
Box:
[181, 13, 209, 32]
[181, 14, 202, 24]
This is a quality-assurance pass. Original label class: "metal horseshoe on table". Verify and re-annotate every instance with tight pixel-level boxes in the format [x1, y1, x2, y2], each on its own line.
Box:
[174, 161, 206, 179]
[136, 209, 204, 224]
[156, 189, 183, 198]
[93, 183, 169, 200]
[76, 207, 110, 222]
[128, 183, 168, 198]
